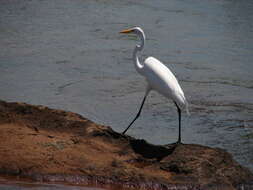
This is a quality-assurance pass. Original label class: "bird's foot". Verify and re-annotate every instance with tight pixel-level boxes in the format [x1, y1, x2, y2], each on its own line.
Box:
[173, 140, 183, 146]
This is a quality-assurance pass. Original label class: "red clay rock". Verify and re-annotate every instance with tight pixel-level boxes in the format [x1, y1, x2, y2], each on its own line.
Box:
[0, 100, 252, 190]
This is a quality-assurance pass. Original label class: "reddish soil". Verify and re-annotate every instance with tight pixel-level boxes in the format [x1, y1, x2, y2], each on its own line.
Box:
[0, 100, 252, 190]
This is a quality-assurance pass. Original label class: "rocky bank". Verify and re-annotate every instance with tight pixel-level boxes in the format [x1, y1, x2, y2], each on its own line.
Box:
[0, 100, 252, 190]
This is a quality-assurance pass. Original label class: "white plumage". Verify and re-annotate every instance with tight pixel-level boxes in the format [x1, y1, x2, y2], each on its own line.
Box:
[143, 56, 188, 111]
[120, 27, 189, 143]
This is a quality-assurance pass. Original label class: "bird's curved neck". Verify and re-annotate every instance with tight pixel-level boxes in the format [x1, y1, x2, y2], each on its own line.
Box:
[133, 32, 145, 74]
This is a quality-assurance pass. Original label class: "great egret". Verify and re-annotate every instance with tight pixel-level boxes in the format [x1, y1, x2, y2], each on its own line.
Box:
[120, 27, 189, 143]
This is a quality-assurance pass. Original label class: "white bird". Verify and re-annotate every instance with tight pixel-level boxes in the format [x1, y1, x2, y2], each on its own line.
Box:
[120, 27, 189, 144]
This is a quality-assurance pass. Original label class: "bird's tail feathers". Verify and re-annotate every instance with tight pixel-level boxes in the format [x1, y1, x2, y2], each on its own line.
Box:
[185, 100, 190, 116]
[178, 92, 190, 116]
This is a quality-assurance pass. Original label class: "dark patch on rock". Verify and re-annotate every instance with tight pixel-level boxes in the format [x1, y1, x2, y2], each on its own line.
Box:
[129, 139, 176, 160]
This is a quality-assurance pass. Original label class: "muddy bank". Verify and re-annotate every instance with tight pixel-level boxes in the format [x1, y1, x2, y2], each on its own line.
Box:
[0, 100, 252, 190]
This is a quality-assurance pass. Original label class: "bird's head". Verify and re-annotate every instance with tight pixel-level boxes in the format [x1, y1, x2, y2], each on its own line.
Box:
[120, 27, 146, 46]
[120, 27, 144, 35]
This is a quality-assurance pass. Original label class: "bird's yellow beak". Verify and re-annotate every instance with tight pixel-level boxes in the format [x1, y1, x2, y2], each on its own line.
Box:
[119, 29, 133, 34]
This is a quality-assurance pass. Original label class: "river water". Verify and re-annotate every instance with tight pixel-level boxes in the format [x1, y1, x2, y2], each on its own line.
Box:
[0, 177, 102, 190]
[0, 0, 253, 189]
[0, 176, 108, 190]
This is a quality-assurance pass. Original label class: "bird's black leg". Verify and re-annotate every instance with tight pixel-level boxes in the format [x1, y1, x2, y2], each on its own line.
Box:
[122, 94, 148, 135]
[174, 102, 182, 144]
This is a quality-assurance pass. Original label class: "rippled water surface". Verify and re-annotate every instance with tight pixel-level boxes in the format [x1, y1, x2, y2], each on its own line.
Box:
[0, 0, 253, 187]
[0, 177, 106, 190]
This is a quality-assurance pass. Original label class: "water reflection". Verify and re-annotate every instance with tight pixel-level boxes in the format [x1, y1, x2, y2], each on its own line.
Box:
[0, 177, 104, 190]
